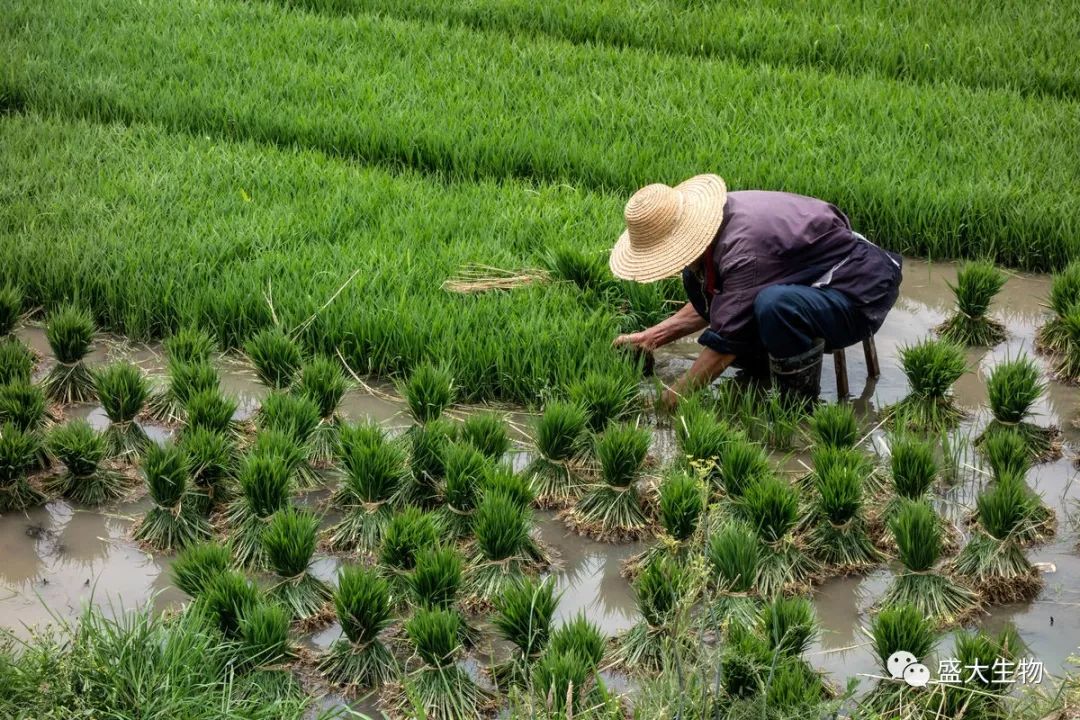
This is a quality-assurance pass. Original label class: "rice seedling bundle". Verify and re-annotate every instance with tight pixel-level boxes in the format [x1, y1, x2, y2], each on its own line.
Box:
[183, 388, 239, 437]
[41, 305, 96, 404]
[172, 541, 233, 598]
[409, 545, 480, 649]
[178, 426, 235, 513]
[46, 420, 125, 505]
[937, 628, 1019, 718]
[257, 391, 322, 485]
[0, 284, 21, 336]
[808, 403, 859, 449]
[612, 556, 698, 674]
[480, 462, 536, 509]
[982, 427, 1031, 481]
[236, 601, 293, 669]
[296, 356, 349, 464]
[134, 441, 209, 551]
[490, 576, 558, 685]
[164, 327, 217, 365]
[763, 660, 826, 711]
[318, 565, 397, 690]
[888, 434, 937, 504]
[1051, 305, 1080, 383]
[393, 608, 488, 720]
[379, 506, 441, 589]
[148, 359, 221, 423]
[401, 362, 455, 425]
[0, 422, 44, 512]
[865, 603, 939, 713]
[809, 463, 880, 573]
[327, 423, 408, 552]
[0, 337, 34, 385]
[566, 423, 651, 540]
[93, 362, 151, 459]
[806, 444, 875, 491]
[673, 393, 733, 484]
[936, 261, 1007, 346]
[887, 338, 968, 430]
[624, 470, 703, 577]
[245, 327, 302, 390]
[406, 417, 456, 507]
[437, 441, 488, 538]
[468, 490, 539, 604]
[736, 475, 815, 596]
[567, 371, 637, 433]
[526, 400, 587, 508]
[713, 436, 772, 500]
[458, 412, 510, 461]
[226, 453, 294, 568]
[261, 507, 333, 620]
[547, 614, 606, 671]
[0, 382, 48, 434]
[201, 569, 261, 638]
[705, 521, 760, 624]
[1036, 261, 1080, 353]
[977, 356, 1060, 462]
[879, 500, 977, 627]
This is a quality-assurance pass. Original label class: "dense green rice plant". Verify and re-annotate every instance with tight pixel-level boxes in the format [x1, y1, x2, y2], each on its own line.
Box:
[879, 500, 977, 627]
[1051, 305, 1080, 383]
[134, 442, 209, 551]
[46, 420, 125, 505]
[706, 521, 760, 613]
[808, 402, 859, 449]
[148, 359, 221, 423]
[408, 546, 464, 611]
[612, 556, 697, 674]
[93, 362, 151, 458]
[225, 453, 293, 568]
[178, 426, 235, 512]
[809, 463, 880, 572]
[184, 388, 239, 437]
[401, 362, 455, 424]
[0, 382, 48, 434]
[984, 470, 1055, 547]
[327, 423, 407, 552]
[469, 491, 538, 604]
[714, 436, 772, 499]
[712, 381, 808, 450]
[528, 649, 600, 717]
[763, 660, 825, 711]
[673, 393, 732, 484]
[41, 305, 96, 404]
[201, 569, 260, 638]
[936, 261, 1007, 346]
[172, 541, 232, 598]
[625, 470, 703, 577]
[318, 565, 397, 690]
[480, 462, 536, 510]
[567, 371, 637, 433]
[0, 284, 22, 336]
[491, 577, 558, 686]
[760, 596, 817, 658]
[527, 400, 588, 508]
[406, 418, 456, 507]
[887, 338, 968, 430]
[567, 423, 651, 540]
[977, 356, 1060, 462]
[889, 433, 938, 501]
[0, 337, 33, 385]
[982, 427, 1031, 481]
[164, 327, 217, 365]
[870, 604, 938, 678]
[736, 476, 814, 596]
[806, 444, 875, 493]
[248, 429, 307, 486]
[936, 629, 1019, 719]
[245, 327, 302, 390]
[459, 412, 510, 461]
[436, 441, 488, 538]
[237, 602, 293, 669]
[257, 391, 322, 485]
[547, 613, 606, 671]
[396, 608, 488, 719]
[296, 355, 349, 464]
[0, 422, 44, 512]
[262, 507, 332, 620]
[379, 506, 441, 586]
[1036, 261, 1080, 353]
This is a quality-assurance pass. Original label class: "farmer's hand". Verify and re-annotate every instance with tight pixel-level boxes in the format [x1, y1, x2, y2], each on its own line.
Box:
[613, 330, 658, 351]
[658, 387, 681, 414]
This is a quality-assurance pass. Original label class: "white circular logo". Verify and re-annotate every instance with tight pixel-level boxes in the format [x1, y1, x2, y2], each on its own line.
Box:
[903, 663, 931, 687]
[887, 651, 918, 679]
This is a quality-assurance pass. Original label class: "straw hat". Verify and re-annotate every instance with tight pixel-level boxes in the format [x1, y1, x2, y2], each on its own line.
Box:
[609, 174, 727, 283]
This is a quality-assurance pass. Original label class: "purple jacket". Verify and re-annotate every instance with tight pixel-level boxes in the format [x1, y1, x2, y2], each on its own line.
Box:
[683, 190, 902, 356]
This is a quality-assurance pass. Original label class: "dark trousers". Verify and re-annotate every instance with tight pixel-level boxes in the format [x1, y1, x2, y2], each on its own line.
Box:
[752, 284, 868, 359]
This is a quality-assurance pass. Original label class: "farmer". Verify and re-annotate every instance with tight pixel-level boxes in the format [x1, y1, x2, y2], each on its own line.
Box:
[610, 175, 902, 408]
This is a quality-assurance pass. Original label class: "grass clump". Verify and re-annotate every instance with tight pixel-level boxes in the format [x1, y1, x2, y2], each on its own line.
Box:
[148, 359, 221, 423]
[437, 441, 488, 538]
[262, 507, 333, 621]
[0, 284, 22, 336]
[527, 400, 588, 508]
[133, 442, 209, 551]
[0, 337, 34, 385]
[245, 327, 302, 390]
[468, 490, 540, 605]
[887, 338, 968, 430]
[809, 462, 880, 573]
[566, 423, 651, 541]
[224, 453, 293, 568]
[93, 362, 151, 459]
[318, 565, 397, 692]
[406, 417, 456, 507]
[46, 420, 125, 505]
[459, 412, 510, 461]
[0, 422, 45, 512]
[172, 541, 232, 598]
[808, 402, 859, 449]
[401, 362, 455, 424]
[327, 423, 407, 553]
[567, 371, 637, 433]
[977, 356, 1060, 462]
[736, 475, 816, 596]
[178, 426, 235, 513]
[612, 556, 698, 674]
[936, 260, 1007, 346]
[878, 500, 978, 628]
[1036, 261, 1080, 354]
[296, 356, 349, 464]
[41, 304, 96, 404]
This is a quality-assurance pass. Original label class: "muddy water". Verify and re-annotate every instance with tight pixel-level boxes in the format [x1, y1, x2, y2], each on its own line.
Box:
[3, 260, 1080, 702]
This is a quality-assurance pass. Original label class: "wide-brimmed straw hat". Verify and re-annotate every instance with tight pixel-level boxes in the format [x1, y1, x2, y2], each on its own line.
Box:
[609, 174, 727, 283]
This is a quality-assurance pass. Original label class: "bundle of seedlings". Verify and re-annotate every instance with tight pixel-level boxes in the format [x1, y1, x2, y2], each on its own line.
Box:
[326, 423, 408, 553]
[378, 506, 441, 596]
[706, 520, 761, 625]
[0, 382, 51, 470]
[0, 336, 34, 385]
[481, 463, 548, 564]
[936, 628, 1019, 720]
[808, 402, 860, 449]
[800, 443, 877, 495]
[1051, 305, 1080, 383]
[526, 400, 588, 508]
[147, 359, 221, 423]
[673, 392, 732, 487]
[436, 441, 489, 538]
[862, 603, 939, 715]
[712, 434, 773, 501]
[468, 490, 542, 606]
[224, 453, 294, 568]
[261, 507, 333, 623]
[178, 426, 236, 513]
[172, 541, 233, 598]
[886, 338, 968, 430]
[885, 433, 938, 515]
[41, 305, 96, 404]
[735, 475, 816, 596]
[0, 284, 22, 336]
[977, 356, 1061, 462]
[249, 429, 308, 487]
[406, 417, 456, 508]
[979, 430, 1055, 545]
[257, 391, 322, 486]
[0, 422, 45, 512]
[982, 426, 1032, 481]
[878, 499, 978, 628]
[459, 411, 511, 461]
[714, 382, 808, 449]
[236, 601, 294, 674]
[623, 470, 704, 578]
[408, 546, 479, 648]
[951, 480, 1043, 604]
[133, 441, 209, 551]
[401, 361, 456, 425]
[565, 423, 652, 541]
[93, 362, 151, 459]
[318, 565, 398, 692]
[183, 387, 239, 438]
[200, 569, 260, 638]
[46, 420, 126, 505]
[165, 327, 217, 365]
[525, 614, 610, 717]
[244, 327, 303, 390]
[1035, 260, 1080, 354]
[612, 555, 699, 674]
[388, 608, 489, 720]
[936, 260, 1007, 346]
[547, 614, 607, 672]
[490, 576, 559, 687]
[567, 370, 638, 433]
[296, 356, 349, 465]
[808, 462, 880, 574]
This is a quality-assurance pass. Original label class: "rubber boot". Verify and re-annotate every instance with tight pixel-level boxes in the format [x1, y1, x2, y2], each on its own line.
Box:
[768, 339, 825, 405]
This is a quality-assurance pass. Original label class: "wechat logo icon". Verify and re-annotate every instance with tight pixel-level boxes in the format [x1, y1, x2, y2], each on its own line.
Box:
[887, 651, 931, 688]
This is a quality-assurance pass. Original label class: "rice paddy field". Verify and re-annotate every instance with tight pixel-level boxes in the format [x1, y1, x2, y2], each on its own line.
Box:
[2, 0, 1080, 718]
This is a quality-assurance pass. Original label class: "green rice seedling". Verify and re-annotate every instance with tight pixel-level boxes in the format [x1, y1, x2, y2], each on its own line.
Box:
[296, 356, 349, 464]
[526, 400, 588, 508]
[888, 433, 938, 504]
[406, 417, 456, 507]
[401, 362, 455, 424]
[673, 393, 732, 485]
[133, 442, 209, 551]
[257, 391, 322, 486]
[809, 463, 880, 573]
[491, 577, 558, 686]
[759, 595, 817, 658]
[0, 422, 44, 512]
[225, 453, 294, 568]
[436, 442, 488, 538]
[982, 427, 1032, 481]
[936, 628, 1019, 718]
[803, 444, 876, 494]
[1036, 261, 1080, 354]
[612, 556, 698, 674]
[887, 338, 968, 430]
[93, 362, 150, 459]
[327, 423, 408, 553]
[249, 429, 308, 484]
[46, 420, 125, 505]
[763, 660, 826, 711]
[0, 284, 22, 336]
[183, 388, 239, 437]
[567, 371, 638, 434]
[808, 402, 859, 449]
[977, 356, 1060, 462]
[529, 649, 601, 717]
[624, 470, 703, 577]
[262, 507, 332, 621]
[862, 603, 939, 713]
[0, 382, 49, 436]
[468, 491, 540, 605]
[178, 426, 235, 513]
[480, 462, 536, 509]
[172, 541, 232, 598]
[547, 614, 606, 671]
[164, 327, 217, 365]
[201, 569, 260, 638]
[714, 435, 772, 499]
[237, 602, 293, 669]
[878, 500, 978, 628]
[952, 480, 1043, 604]
[244, 327, 302, 390]
[566, 423, 651, 541]
[394, 608, 488, 720]
[985, 471, 1055, 547]
[0, 337, 34, 385]
[459, 412, 510, 461]
[318, 565, 397, 690]
[706, 521, 760, 625]
[379, 506, 441, 592]
[409, 545, 479, 648]
[148, 359, 221, 423]
[1051, 305, 1080, 383]
[936, 260, 1007, 346]
[41, 305, 96, 404]
[736, 475, 816, 596]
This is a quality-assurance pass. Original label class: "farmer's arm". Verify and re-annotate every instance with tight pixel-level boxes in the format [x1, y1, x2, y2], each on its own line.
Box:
[660, 347, 736, 410]
[613, 302, 707, 351]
